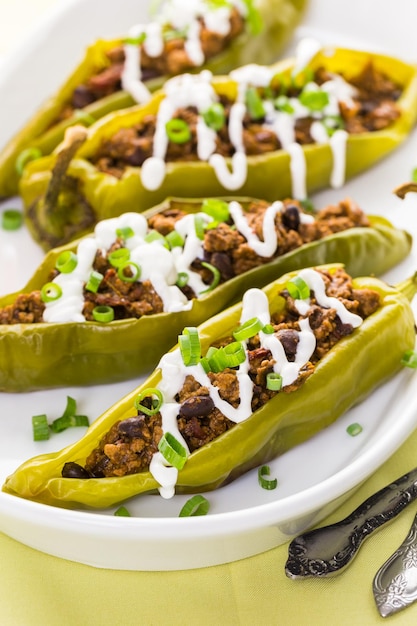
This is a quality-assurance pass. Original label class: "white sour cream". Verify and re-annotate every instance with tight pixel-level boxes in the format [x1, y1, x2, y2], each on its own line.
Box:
[148, 268, 363, 495]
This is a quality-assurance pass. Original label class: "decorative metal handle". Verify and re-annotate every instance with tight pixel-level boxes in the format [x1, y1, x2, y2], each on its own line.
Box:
[285, 467, 417, 579]
[373, 512, 417, 617]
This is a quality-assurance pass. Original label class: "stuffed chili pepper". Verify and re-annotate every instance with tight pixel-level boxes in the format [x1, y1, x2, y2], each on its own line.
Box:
[0, 195, 411, 392]
[0, 0, 308, 198]
[19, 42, 417, 249]
[4, 263, 416, 509]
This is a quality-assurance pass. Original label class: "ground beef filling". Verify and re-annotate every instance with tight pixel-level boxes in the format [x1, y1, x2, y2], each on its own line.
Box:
[62, 267, 380, 479]
[90, 62, 401, 178]
[0, 197, 370, 325]
[56, 9, 245, 122]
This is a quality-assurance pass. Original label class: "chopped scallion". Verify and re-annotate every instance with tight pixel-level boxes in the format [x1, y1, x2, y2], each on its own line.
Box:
[179, 327, 201, 366]
[2, 209, 23, 231]
[165, 118, 191, 144]
[286, 276, 310, 300]
[258, 465, 278, 490]
[202, 102, 226, 131]
[56, 250, 78, 274]
[15, 147, 42, 175]
[114, 506, 131, 517]
[245, 86, 265, 120]
[134, 388, 163, 416]
[346, 423, 363, 437]
[401, 349, 417, 368]
[116, 226, 135, 240]
[40, 282, 62, 303]
[85, 270, 104, 293]
[201, 198, 230, 223]
[158, 432, 188, 470]
[266, 372, 283, 391]
[92, 305, 114, 323]
[108, 247, 130, 268]
[32, 414, 50, 441]
[200, 262, 221, 294]
[117, 260, 141, 282]
[233, 317, 264, 341]
[179, 495, 210, 517]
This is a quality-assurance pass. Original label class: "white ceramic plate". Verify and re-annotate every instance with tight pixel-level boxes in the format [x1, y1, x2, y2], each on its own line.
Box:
[1, 0, 417, 571]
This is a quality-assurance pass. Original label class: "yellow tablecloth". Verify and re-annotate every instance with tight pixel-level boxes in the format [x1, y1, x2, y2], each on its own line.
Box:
[1, 1, 417, 624]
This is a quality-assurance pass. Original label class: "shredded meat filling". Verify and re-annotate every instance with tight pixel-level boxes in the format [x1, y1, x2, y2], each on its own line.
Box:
[90, 62, 401, 178]
[56, 8, 245, 122]
[64, 267, 380, 479]
[0, 198, 370, 325]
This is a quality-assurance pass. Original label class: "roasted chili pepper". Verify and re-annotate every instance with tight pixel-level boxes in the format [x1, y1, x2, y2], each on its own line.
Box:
[3, 264, 416, 508]
[0, 0, 308, 197]
[19, 45, 417, 249]
[0, 195, 411, 392]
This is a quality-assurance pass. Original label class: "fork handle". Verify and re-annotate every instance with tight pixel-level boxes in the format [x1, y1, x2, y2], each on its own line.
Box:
[285, 467, 417, 579]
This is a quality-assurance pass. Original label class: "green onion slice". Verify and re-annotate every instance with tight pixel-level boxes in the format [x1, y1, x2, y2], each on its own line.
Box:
[242, 0, 263, 34]
[144, 230, 168, 246]
[412, 167, 417, 183]
[262, 324, 275, 334]
[194, 215, 205, 240]
[200, 262, 221, 294]
[300, 198, 315, 214]
[108, 247, 130, 268]
[165, 230, 184, 249]
[233, 317, 264, 341]
[15, 147, 42, 175]
[73, 109, 96, 126]
[134, 388, 163, 416]
[117, 261, 141, 283]
[50, 413, 89, 434]
[179, 327, 201, 366]
[258, 465, 278, 490]
[245, 86, 265, 120]
[85, 270, 104, 293]
[209, 342, 246, 371]
[299, 89, 329, 111]
[56, 250, 78, 274]
[2, 209, 23, 231]
[286, 276, 310, 300]
[274, 95, 294, 114]
[323, 115, 345, 136]
[158, 432, 188, 470]
[40, 282, 62, 303]
[116, 226, 134, 240]
[92, 305, 114, 323]
[266, 372, 283, 391]
[201, 198, 230, 223]
[114, 506, 131, 517]
[32, 414, 50, 441]
[346, 422, 363, 437]
[179, 495, 210, 517]
[165, 118, 191, 144]
[401, 349, 417, 369]
[124, 32, 146, 45]
[176, 271, 189, 288]
[202, 102, 226, 131]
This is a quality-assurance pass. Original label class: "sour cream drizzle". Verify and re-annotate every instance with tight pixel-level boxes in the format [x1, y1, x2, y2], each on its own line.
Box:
[43, 200, 315, 323]
[121, 0, 245, 104]
[136, 37, 358, 198]
[149, 269, 363, 496]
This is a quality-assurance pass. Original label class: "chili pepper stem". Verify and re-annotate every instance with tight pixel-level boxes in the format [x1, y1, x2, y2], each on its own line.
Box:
[396, 272, 417, 302]
[393, 182, 417, 199]
[43, 125, 88, 212]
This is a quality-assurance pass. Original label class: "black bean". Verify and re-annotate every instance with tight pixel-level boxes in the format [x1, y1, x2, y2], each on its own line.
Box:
[210, 251, 234, 281]
[275, 329, 299, 361]
[179, 395, 215, 419]
[72, 85, 96, 109]
[282, 205, 300, 231]
[61, 462, 91, 479]
[118, 416, 146, 438]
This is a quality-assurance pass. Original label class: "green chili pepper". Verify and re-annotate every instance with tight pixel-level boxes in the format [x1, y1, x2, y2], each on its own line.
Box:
[19, 46, 417, 249]
[0, 196, 412, 391]
[3, 263, 416, 508]
[0, 0, 307, 198]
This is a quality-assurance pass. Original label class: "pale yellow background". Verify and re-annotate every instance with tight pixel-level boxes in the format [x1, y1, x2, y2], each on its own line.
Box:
[1, 1, 417, 624]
